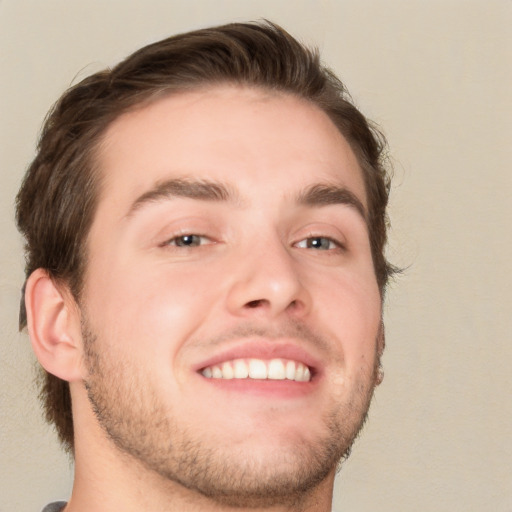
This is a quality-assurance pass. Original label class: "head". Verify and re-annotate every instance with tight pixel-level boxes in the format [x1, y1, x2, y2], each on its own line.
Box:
[16, 20, 393, 489]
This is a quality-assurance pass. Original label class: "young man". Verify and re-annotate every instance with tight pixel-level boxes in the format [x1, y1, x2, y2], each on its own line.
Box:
[16, 21, 393, 512]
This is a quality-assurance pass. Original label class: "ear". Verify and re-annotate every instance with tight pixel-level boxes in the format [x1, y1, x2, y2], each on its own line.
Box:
[25, 268, 83, 382]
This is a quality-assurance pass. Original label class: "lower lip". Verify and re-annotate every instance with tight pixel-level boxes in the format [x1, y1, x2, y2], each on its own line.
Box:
[198, 375, 318, 399]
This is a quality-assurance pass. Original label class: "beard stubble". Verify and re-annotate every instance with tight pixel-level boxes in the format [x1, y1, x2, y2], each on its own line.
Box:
[82, 319, 379, 508]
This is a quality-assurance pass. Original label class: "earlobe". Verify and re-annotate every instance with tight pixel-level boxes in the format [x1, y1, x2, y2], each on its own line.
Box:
[25, 269, 83, 382]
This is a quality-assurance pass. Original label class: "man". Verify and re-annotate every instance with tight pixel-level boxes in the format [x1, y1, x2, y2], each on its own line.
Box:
[16, 21, 393, 512]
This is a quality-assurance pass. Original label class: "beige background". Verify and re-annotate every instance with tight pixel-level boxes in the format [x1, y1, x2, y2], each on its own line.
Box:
[1, 1, 511, 510]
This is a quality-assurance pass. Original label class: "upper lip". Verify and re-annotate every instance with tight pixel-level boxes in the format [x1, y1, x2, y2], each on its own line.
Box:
[193, 339, 323, 377]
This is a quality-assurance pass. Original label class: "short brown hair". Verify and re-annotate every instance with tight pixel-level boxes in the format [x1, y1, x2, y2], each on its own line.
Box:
[16, 20, 394, 453]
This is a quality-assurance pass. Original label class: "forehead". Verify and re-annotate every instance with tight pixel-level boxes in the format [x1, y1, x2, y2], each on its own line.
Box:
[95, 86, 366, 213]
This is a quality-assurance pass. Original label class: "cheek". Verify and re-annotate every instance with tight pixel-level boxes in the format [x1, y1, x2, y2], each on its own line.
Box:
[84, 258, 221, 364]
[310, 263, 381, 363]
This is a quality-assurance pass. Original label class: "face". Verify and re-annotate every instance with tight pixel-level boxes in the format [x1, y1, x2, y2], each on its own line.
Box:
[80, 86, 382, 506]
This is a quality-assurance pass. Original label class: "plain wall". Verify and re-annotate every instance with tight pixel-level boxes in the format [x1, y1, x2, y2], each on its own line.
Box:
[1, 1, 510, 510]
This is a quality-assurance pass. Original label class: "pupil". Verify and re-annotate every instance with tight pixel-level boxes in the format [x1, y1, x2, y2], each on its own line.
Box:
[179, 235, 197, 246]
[309, 237, 328, 249]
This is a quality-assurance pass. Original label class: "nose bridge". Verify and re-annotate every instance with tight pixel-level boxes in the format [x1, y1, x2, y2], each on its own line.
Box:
[226, 231, 309, 317]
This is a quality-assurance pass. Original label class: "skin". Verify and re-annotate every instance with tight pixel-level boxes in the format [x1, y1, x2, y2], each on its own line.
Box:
[27, 86, 383, 512]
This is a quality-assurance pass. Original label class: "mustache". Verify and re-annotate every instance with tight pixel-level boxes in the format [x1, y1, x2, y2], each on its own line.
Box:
[190, 319, 332, 354]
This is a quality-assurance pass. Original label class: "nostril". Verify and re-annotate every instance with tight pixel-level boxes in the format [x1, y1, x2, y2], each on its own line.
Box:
[246, 299, 263, 308]
[245, 298, 299, 310]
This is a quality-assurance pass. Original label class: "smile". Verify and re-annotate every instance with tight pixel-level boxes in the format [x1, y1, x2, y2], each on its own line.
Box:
[201, 358, 312, 382]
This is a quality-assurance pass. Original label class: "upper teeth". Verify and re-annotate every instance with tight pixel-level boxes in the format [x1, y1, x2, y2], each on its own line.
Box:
[201, 358, 311, 382]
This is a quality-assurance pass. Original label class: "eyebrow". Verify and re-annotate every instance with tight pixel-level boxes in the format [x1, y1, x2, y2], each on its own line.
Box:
[125, 178, 241, 217]
[125, 177, 367, 223]
[296, 184, 367, 223]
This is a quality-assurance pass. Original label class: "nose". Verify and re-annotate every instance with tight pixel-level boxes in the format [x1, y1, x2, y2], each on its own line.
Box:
[225, 236, 312, 319]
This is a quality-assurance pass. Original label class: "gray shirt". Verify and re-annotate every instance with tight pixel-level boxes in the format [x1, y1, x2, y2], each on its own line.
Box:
[41, 503, 66, 512]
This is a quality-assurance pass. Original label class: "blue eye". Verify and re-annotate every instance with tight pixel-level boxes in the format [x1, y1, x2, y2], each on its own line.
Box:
[296, 237, 338, 250]
[167, 234, 207, 247]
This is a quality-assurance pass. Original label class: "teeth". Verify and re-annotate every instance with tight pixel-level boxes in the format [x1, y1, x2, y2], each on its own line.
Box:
[234, 359, 249, 379]
[201, 358, 311, 382]
[248, 359, 267, 379]
[268, 359, 285, 380]
[295, 363, 305, 381]
[285, 360, 296, 380]
[221, 361, 234, 379]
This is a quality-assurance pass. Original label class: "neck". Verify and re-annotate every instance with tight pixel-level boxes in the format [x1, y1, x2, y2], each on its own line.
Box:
[68, 449, 335, 512]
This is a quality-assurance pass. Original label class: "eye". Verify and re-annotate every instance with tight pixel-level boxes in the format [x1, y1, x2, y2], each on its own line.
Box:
[165, 234, 211, 247]
[295, 236, 341, 251]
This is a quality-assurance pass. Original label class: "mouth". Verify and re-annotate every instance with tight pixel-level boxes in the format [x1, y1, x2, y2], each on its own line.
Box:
[194, 340, 322, 391]
[200, 358, 312, 382]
